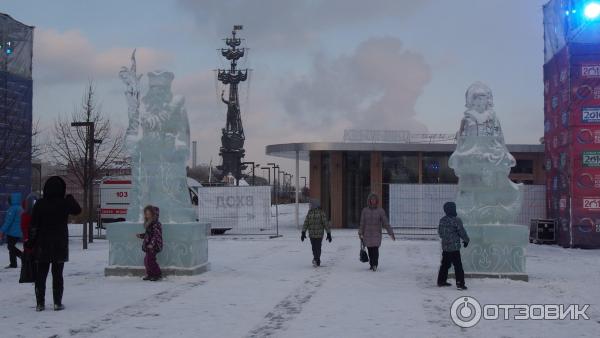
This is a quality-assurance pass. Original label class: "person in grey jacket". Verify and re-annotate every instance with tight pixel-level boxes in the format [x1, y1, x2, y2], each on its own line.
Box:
[437, 202, 470, 290]
[359, 193, 395, 271]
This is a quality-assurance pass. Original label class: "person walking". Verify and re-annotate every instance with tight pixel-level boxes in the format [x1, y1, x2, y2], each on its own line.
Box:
[301, 199, 331, 267]
[137, 206, 163, 281]
[27, 176, 81, 311]
[437, 202, 470, 290]
[358, 193, 395, 271]
[0, 193, 23, 268]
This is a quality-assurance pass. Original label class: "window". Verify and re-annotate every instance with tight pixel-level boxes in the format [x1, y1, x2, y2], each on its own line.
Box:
[512, 159, 534, 174]
[382, 153, 419, 184]
[422, 153, 458, 184]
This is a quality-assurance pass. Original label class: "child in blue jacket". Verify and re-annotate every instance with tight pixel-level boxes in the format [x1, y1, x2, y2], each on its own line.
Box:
[0, 193, 23, 268]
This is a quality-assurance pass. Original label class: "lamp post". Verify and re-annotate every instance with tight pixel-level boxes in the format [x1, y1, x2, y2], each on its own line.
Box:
[260, 166, 270, 185]
[267, 163, 280, 237]
[241, 161, 258, 185]
[71, 121, 101, 248]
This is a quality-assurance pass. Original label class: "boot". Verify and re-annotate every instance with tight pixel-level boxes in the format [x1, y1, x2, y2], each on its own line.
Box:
[53, 287, 64, 311]
[35, 287, 45, 311]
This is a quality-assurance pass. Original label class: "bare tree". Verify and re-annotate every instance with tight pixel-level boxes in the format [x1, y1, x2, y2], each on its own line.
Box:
[49, 82, 125, 218]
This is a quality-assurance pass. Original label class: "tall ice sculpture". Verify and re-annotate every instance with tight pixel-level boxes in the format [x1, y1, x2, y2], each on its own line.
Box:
[105, 51, 209, 276]
[448, 82, 528, 281]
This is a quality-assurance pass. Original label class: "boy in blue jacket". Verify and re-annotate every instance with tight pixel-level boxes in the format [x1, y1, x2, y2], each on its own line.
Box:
[437, 202, 470, 290]
[0, 193, 23, 268]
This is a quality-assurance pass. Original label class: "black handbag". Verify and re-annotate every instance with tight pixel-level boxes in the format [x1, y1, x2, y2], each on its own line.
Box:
[360, 241, 369, 263]
[19, 252, 36, 284]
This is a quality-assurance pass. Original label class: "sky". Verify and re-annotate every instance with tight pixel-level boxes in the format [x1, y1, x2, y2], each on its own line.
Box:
[3, 0, 549, 178]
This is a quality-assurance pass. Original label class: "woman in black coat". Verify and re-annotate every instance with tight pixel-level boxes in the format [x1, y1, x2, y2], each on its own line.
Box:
[27, 176, 81, 311]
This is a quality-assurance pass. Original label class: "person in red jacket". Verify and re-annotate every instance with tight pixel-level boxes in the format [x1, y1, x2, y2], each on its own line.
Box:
[21, 194, 37, 248]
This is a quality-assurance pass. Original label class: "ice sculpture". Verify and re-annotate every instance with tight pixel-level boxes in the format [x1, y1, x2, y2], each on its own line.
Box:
[118, 53, 196, 223]
[449, 82, 528, 281]
[105, 51, 209, 276]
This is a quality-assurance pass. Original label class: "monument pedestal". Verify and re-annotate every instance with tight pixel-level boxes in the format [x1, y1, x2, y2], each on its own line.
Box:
[105, 222, 210, 276]
[450, 224, 529, 281]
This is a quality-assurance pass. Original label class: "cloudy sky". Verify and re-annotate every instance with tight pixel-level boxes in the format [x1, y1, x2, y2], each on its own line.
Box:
[4, 0, 548, 176]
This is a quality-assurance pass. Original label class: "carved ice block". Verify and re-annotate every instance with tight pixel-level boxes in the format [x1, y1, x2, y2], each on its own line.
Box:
[105, 222, 210, 276]
[460, 224, 528, 281]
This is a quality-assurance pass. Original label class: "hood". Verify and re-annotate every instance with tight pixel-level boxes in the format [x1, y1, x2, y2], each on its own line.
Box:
[144, 205, 160, 223]
[309, 198, 321, 210]
[443, 202, 457, 217]
[367, 193, 379, 209]
[152, 206, 160, 221]
[43, 176, 66, 200]
[9, 192, 22, 206]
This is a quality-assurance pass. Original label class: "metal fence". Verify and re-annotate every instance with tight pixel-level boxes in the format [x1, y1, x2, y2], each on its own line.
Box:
[197, 186, 274, 235]
[388, 184, 546, 237]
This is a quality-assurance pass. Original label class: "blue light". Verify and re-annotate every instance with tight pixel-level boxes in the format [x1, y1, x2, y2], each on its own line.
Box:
[584, 2, 600, 19]
[5, 48, 12, 55]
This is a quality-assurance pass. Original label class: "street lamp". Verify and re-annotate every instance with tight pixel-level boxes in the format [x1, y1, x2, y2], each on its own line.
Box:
[260, 166, 271, 185]
[241, 162, 261, 185]
[71, 121, 101, 248]
[267, 163, 280, 237]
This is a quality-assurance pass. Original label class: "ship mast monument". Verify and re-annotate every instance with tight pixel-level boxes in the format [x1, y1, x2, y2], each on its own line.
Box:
[217, 25, 248, 184]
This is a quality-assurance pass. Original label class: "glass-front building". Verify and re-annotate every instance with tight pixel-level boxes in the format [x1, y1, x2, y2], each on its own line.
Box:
[266, 142, 545, 228]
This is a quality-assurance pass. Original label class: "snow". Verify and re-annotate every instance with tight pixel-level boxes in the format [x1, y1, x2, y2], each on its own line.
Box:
[0, 204, 598, 338]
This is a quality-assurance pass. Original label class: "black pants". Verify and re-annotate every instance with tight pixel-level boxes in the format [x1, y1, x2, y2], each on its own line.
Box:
[35, 261, 65, 305]
[437, 250, 465, 286]
[7, 236, 22, 267]
[310, 237, 323, 262]
[367, 246, 379, 267]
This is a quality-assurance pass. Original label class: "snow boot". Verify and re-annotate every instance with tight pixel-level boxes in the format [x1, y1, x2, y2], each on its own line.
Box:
[35, 287, 45, 312]
[438, 282, 452, 287]
[53, 287, 64, 311]
[456, 284, 468, 291]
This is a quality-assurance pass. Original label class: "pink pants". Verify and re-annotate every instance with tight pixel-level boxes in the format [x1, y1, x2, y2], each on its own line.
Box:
[144, 250, 162, 278]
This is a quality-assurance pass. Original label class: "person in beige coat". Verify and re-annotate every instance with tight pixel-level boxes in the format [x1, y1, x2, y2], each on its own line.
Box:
[358, 193, 395, 271]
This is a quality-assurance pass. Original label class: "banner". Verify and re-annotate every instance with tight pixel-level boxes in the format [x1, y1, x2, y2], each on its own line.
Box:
[197, 186, 272, 234]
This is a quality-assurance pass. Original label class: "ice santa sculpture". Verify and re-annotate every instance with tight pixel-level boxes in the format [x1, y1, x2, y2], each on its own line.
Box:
[119, 53, 196, 223]
[449, 82, 523, 225]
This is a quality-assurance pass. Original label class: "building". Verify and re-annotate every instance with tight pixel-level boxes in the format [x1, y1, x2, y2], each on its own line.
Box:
[543, 0, 600, 248]
[0, 13, 33, 220]
[266, 142, 545, 229]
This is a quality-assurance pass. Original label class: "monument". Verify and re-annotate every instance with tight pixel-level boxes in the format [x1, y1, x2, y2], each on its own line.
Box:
[217, 25, 248, 184]
[105, 51, 209, 276]
[448, 82, 528, 281]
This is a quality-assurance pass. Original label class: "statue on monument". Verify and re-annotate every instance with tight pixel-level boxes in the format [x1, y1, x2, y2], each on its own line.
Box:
[449, 82, 523, 226]
[119, 50, 196, 224]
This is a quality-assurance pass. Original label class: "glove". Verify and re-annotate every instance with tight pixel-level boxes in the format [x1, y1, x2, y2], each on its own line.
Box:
[463, 241, 469, 248]
[301, 231, 306, 242]
[326, 232, 332, 243]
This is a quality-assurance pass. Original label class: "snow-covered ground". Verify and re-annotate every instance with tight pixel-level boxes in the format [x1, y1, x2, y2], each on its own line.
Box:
[0, 203, 598, 338]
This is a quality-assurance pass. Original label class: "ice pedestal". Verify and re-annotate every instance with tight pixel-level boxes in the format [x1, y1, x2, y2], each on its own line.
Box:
[105, 222, 210, 276]
[451, 224, 528, 281]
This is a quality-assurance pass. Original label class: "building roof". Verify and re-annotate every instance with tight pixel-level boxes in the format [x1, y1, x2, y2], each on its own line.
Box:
[265, 142, 544, 161]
